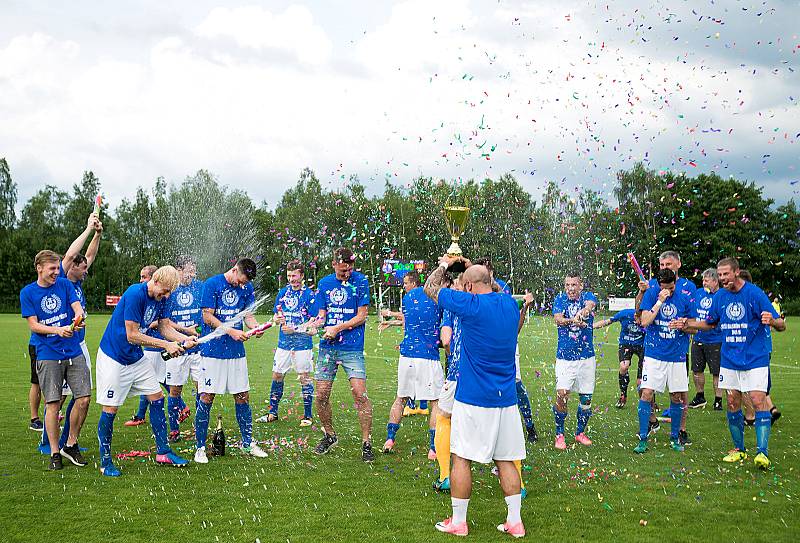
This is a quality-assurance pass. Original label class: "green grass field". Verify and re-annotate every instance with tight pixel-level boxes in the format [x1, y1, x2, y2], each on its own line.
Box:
[2, 314, 798, 542]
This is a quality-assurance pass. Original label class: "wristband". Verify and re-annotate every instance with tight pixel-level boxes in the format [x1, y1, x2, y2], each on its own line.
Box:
[653, 301, 663, 309]
[439, 262, 449, 270]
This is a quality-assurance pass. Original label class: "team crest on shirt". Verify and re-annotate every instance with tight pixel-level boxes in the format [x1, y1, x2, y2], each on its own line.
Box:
[222, 289, 240, 306]
[700, 296, 712, 310]
[660, 303, 677, 319]
[40, 294, 62, 314]
[282, 292, 300, 311]
[143, 305, 157, 325]
[176, 291, 193, 308]
[329, 287, 348, 305]
[725, 302, 745, 321]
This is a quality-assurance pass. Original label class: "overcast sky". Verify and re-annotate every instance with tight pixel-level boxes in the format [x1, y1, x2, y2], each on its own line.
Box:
[1, 0, 798, 211]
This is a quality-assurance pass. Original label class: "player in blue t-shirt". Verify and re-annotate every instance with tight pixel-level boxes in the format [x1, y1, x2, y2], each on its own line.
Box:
[426, 257, 526, 538]
[551, 272, 598, 450]
[193, 258, 269, 464]
[95, 265, 197, 476]
[685, 258, 786, 469]
[312, 248, 374, 461]
[474, 257, 539, 445]
[257, 259, 318, 426]
[594, 308, 645, 408]
[20, 250, 89, 470]
[382, 271, 444, 459]
[163, 256, 204, 442]
[634, 250, 697, 440]
[689, 268, 724, 411]
[123, 265, 160, 427]
[34, 212, 103, 453]
[635, 268, 697, 454]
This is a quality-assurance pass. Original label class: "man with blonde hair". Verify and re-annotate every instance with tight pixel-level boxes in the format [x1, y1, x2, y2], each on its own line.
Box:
[21, 250, 89, 470]
[96, 265, 197, 476]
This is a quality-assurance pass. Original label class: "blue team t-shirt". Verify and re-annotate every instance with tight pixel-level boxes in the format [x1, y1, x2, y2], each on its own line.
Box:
[440, 309, 461, 382]
[694, 288, 723, 344]
[99, 282, 167, 365]
[438, 289, 518, 408]
[495, 277, 512, 296]
[201, 274, 256, 360]
[610, 309, 645, 346]
[20, 278, 82, 360]
[400, 286, 441, 360]
[275, 285, 316, 351]
[166, 279, 204, 354]
[59, 262, 87, 343]
[706, 282, 778, 371]
[640, 286, 696, 362]
[552, 291, 598, 360]
[317, 271, 370, 352]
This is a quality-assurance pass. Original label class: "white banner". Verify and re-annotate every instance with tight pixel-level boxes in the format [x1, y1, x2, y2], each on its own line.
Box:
[608, 297, 635, 311]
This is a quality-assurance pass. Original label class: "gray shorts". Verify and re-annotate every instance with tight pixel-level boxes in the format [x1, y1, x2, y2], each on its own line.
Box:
[37, 355, 91, 403]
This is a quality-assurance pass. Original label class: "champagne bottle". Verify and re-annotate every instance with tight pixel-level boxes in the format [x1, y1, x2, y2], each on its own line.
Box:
[211, 415, 225, 456]
[161, 340, 190, 361]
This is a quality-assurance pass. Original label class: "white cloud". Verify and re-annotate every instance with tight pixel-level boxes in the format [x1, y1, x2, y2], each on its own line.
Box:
[194, 5, 332, 65]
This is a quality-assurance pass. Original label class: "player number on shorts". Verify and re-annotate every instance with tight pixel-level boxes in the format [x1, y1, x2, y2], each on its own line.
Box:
[205, 379, 212, 386]
[642, 375, 647, 382]
[107, 390, 114, 398]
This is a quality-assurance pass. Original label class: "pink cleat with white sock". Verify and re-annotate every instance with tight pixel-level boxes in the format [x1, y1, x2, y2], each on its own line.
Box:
[497, 521, 526, 538]
[435, 517, 468, 537]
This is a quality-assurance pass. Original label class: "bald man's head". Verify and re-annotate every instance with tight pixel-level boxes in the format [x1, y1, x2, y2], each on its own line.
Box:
[462, 265, 493, 294]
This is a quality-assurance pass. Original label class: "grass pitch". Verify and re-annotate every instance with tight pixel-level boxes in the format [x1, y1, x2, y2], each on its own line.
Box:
[1, 314, 798, 542]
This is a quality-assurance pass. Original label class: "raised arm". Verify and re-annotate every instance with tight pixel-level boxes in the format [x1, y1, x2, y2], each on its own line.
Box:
[62, 213, 98, 272]
[518, 290, 533, 335]
[84, 220, 103, 269]
[424, 256, 456, 303]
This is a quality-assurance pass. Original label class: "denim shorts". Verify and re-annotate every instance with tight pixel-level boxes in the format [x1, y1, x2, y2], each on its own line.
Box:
[315, 348, 366, 381]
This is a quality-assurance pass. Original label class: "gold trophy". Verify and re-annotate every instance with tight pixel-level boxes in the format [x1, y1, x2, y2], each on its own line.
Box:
[444, 204, 470, 272]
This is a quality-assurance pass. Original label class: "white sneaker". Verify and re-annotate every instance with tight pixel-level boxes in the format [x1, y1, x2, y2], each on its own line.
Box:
[255, 415, 270, 423]
[194, 447, 209, 464]
[245, 443, 268, 458]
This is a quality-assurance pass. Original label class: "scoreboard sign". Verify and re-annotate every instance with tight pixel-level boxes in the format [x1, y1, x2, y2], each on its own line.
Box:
[381, 259, 427, 286]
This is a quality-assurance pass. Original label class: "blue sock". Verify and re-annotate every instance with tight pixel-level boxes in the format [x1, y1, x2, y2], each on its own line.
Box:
[235, 402, 253, 449]
[429, 428, 436, 451]
[727, 410, 745, 451]
[670, 402, 683, 440]
[755, 410, 771, 456]
[59, 397, 76, 450]
[387, 422, 400, 441]
[195, 399, 212, 449]
[269, 380, 284, 416]
[167, 396, 180, 432]
[176, 394, 186, 412]
[406, 398, 416, 409]
[576, 394, 592, 435]
[420, 400, 429, 410]
[97, 411, 116, 468]
[149, 398, 170, 455]
[637, 399, 652, 441]
[552, 406, 567, 436]
[516, 380, 534, 430]
[135, 395, 148, 419]
[301, 383, 314, 419]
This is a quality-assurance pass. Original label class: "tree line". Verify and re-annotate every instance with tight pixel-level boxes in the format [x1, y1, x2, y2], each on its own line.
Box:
[0, 158, 797, 313]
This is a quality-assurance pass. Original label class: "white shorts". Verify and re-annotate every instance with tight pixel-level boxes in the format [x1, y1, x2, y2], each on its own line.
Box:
[62, 340, 92, 396]
[641, 357, 689, 393]
[719, 366, 769, 393]
[273, 348, 314, 375]
[144, 350, 166, 384]
[555, 357, 596, 394]
[198, 357, 250, 395]
[166, 352, 203, 386]
[515, 344, 521, 381]
[437, 380, 457, 415]
[451, 400, 526, 464]
[96, 348, 161, 406]
[396, 356, 445, 400]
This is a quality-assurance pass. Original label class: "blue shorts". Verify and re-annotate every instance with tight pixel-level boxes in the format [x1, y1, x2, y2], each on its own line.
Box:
[315, 348, 366, 381]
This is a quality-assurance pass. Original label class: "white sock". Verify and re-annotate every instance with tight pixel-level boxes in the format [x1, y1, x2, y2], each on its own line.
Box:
[451, 497, 469, 524]
[505, 494, 522, 524]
